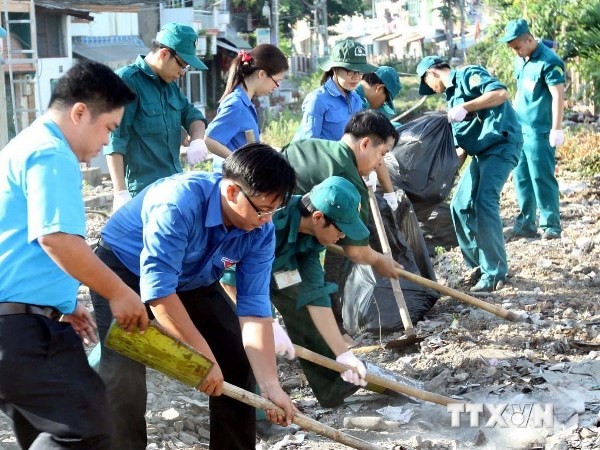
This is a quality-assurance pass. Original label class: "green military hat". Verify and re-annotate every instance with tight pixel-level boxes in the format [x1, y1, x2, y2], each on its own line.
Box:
[375, 66, 402, 116]
[156, 22, 207, 70]
[318, 39, 378, 74]
[309, 176, 369, 241]
[499, 19, 530, 43]
[416, 55, 446, 95]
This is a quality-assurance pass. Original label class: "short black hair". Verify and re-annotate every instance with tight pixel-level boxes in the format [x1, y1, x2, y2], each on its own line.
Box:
[49, 60, 136, 117]
[223, 143, 296, 205]
[344, 110, 399, 147]
[362, 72, 383, 87]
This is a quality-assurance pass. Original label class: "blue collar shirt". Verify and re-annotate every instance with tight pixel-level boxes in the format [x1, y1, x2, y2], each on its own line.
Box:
[102, 172, 275, 317]
[292, 77, 363, 142]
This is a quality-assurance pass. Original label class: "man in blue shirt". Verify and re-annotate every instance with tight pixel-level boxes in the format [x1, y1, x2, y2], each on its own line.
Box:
[416, 56, 523, 292]
[500, 19, 566, 240]
[91, 144, 297, 450]
[0, 61, 149, 450]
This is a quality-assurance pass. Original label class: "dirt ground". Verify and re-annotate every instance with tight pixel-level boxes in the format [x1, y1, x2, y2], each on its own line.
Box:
[0, 171, 598, 450]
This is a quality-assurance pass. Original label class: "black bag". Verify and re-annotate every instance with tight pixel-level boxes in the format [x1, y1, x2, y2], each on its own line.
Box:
[341, 193, 439, 334]
[387, 112, 459, 205]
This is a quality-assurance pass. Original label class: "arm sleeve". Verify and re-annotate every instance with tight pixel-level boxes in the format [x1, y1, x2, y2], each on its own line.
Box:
[463, 66, 506, 97]
[105, 79, 139, 156]
[205, 101, 243, 148]
[294, 93, 325, 140]
[236, 226, 276, 317]
[26, 150, 86, 241]
[544, 61, 566, 87]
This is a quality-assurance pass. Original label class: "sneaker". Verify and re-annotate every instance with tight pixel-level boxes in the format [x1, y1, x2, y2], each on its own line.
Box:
[505, 228, 538, 241]
[542, 229, 561, 240]
[256, 419, 300, 439]
[470, 279, 505, 293]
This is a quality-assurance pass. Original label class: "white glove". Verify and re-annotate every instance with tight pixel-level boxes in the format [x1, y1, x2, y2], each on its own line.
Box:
[336, 351, 367, 387]
[113, 189, 132, 212]
[447, 105, 468, 123]
[187, 139, 208, 165]
[365, 171, 378, 189]
[383, 192, 399, 211]
[272, 321, 295, 360]
[549, 129, 565, 148]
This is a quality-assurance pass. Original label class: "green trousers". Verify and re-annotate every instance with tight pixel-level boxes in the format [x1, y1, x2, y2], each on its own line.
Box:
[450, 147, 518, 285]
[513, 132, 561, 234]
[271, 286, 359, 408]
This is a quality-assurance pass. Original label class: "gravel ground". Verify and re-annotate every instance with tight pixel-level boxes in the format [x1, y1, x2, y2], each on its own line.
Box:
[0, 172, 599, 450]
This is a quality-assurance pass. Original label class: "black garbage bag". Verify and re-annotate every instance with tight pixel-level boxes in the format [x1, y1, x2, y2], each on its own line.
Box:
[415, 202, 459, 257]
[341, 192, 439, 335]
[387, 112, 459, 206]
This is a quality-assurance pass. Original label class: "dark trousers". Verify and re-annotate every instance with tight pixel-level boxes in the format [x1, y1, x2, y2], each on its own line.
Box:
[91, 246, 256, 450]
[0, 314, 112, 449]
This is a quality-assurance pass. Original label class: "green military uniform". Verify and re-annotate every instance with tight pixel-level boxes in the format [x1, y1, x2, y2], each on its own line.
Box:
[512, 43, 565, 235]
[105, 55, 207, 196]
[445, 65, 523, 287]
[281, 139, 370, 247]
[269, 196, 357, 407]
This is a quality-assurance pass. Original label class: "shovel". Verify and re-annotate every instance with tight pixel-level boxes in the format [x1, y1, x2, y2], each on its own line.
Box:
[105, 320, 383, 450]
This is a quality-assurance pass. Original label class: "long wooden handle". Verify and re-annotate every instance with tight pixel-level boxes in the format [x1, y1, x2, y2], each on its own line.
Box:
[293, 345, 457, 406]
[245, 129, 256, 144]
[327, 243, 522, 322]
[223, 382, 382, 450]
[367, 186, 415, 334]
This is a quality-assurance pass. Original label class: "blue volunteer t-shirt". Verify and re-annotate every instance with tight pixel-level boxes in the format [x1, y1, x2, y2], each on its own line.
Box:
[0, 116, 86, 314]
[102, 171, 275, 317]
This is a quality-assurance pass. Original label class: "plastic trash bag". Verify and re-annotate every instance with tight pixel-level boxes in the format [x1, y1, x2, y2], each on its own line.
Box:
[387, 112, 459, 206]
[341, 192, 439, 334]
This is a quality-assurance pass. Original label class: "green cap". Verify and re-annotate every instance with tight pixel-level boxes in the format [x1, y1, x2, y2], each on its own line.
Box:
[156, 22, 207, 70]
[499, 19, 530, 43]
[309, 177, 369, 241]
[318, 39, 378, 74]
[416, 55, 446, 95]
[375, 66, 401, 114]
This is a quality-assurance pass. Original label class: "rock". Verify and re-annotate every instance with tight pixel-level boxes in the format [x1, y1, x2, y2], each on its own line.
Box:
[343, 416, 389, 431]
[161, 408, 180, 421]
[576, 237, 594, 253]
[563, 307, 576, 319]
[580, 428, 597, 439]
[178, 432, 197, 445]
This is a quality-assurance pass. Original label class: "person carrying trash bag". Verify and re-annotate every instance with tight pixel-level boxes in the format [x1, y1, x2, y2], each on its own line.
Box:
[416, 55, 523, 293]
[221, 177, 371, 408]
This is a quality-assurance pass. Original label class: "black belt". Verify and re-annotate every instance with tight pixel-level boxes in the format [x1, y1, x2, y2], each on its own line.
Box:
[0, 302, 62, 320]
[97, 237, 112, 251]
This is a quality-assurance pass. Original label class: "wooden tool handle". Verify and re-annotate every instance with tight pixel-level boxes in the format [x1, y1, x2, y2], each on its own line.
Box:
[223, 382, 382, 450]
[326, 243, 522, 322]
[367, 186, 415, 334]
[244, 129, 256, 144]
[293, 345, 457, 407]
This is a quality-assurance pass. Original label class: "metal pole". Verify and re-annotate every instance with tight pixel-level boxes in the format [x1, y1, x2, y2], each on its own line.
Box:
[272, 0, 279, 47]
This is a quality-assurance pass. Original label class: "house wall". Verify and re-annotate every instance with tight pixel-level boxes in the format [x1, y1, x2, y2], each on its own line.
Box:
[71, 12, 140, 37]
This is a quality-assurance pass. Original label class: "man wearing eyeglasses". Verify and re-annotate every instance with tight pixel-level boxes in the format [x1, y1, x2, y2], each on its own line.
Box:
[90, 144, 297, 450]
[105, 22, 209, 213]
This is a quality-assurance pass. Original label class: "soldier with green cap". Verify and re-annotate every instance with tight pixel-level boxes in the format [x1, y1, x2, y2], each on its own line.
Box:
[416, 55, 523, 292]
[500, 19, 565, 240]
[105, 22, 209, 212]
[292, 39, 377, 142]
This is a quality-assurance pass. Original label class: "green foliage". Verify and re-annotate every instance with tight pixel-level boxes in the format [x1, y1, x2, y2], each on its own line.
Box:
[261, 108, 301, 149]
[557, 127, 600, 176]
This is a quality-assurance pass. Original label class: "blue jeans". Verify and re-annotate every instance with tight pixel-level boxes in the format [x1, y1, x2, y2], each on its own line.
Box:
[513, 131, 561, 234]
[0, 314, 112, 449]
[450, 147, 518, 285]
[91, 245, 256, 450]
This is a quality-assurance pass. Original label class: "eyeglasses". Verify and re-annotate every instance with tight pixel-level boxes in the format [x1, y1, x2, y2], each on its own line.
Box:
[167, 48, 190, 72]
[270, 76, 280, 88]
[340, 68, 363, 79]
[328, 218, 346, 238]
[238, 185, 286, 218]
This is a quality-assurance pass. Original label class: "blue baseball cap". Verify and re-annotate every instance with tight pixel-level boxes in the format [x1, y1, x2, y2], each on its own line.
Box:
[156, 22, 207, 70]
[309, 177, 369, 241]
[416, 55, 446, 95]
[499, 19, 530, 43]
[375, 66, 401, 114]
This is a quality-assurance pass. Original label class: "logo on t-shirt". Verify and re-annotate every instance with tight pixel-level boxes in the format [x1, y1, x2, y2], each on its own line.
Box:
[221, 257, 238, 269]
[469, 74, 481, 89]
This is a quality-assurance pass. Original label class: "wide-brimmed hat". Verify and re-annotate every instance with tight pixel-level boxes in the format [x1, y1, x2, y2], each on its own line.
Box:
[156, 22, 207, 70]
[309, 176, 369, 241]
[318, 39, 378, 74]
[375, 66, 401, 114]
[416, 55, 446, 95]
[499, 19, 530, 43]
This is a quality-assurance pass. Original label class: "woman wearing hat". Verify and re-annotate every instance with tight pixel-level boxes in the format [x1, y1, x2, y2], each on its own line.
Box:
[205, 44, 288, 172]
[292, 39, 377, 142]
